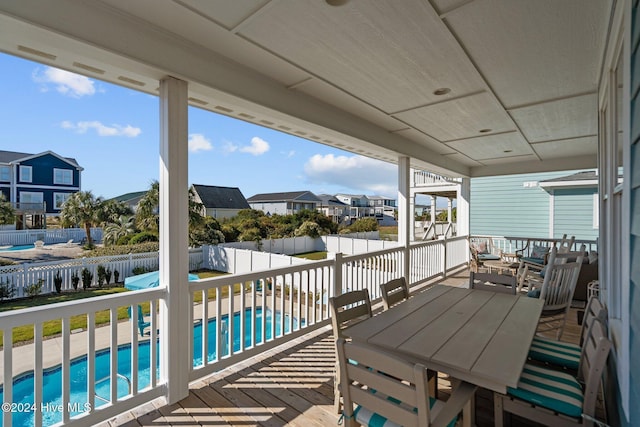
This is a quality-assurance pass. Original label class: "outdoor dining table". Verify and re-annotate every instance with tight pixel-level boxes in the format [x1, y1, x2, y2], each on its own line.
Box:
[343, 284, 544, 394]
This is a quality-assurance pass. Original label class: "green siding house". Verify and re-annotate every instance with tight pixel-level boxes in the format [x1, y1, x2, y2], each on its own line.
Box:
[471, 170, 598, 241]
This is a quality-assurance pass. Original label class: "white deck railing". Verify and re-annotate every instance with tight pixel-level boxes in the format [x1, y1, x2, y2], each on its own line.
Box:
[0, 237, 469, 427]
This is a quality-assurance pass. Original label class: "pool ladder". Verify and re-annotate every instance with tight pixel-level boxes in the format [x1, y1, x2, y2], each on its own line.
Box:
[94, 373, 132, 403]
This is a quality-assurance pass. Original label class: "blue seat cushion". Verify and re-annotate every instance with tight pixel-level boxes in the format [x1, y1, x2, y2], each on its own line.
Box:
[521, 256, 545, 265]
[353, 394, 456, 427]
[528, 336, 581, 370]
[507, 363, 583, 418]
[478, 253, 501, 261]
[527, 289, 541, 298]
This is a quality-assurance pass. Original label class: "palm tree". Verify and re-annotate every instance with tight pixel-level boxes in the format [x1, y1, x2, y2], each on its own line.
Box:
[103, 215, 136, 245]
[0, 193, 15, 225]
[60, 191, 103, 246]
[136, 181, 159, 232]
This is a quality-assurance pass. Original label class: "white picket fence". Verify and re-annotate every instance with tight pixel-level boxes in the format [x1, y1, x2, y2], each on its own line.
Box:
[0, 227, 103, 245]
[0, 248, 204, 298]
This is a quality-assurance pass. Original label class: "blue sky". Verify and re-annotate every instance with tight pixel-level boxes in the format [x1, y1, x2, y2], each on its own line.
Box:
[1, 53, 402, 201]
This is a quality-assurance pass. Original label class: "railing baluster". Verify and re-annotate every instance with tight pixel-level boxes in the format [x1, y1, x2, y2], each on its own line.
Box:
[33, 322, 42, 427]
[110, 307, 118, 404]
[202, 289, 208, 366]
[3, 328, 12, 427]
[131, 304, 138, 396]
[150, 299, 157, 388]
[62, 317, 70, 423]
[87, 311, 95, 412]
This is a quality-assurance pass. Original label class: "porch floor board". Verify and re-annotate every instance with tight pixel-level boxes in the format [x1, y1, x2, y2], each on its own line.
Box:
[101, 272, 598, 427]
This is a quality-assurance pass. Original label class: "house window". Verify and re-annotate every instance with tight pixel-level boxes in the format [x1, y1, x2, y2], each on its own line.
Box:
[19, 165, 32, 182]
[0, 166, 9, 181]
[54, 168, 73, 185]
[19, 191, 43, 208]
[54, 193, 72, 209]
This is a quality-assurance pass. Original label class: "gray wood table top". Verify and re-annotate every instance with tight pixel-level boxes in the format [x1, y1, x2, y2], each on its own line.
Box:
[343, 285, 544, 393]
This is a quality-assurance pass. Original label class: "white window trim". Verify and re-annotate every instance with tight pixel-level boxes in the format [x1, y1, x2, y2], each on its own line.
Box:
[53, 168, 73, 185]
[19, 165, 32, 183]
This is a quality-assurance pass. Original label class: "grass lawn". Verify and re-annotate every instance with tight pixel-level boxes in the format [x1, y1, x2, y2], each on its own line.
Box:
[294, 251, 327, 260]
[378, 225, 398, 241]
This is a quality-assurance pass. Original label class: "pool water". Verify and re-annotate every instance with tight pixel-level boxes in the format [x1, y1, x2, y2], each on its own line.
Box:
[0, 308, 297, 427]
[0, 245, 34, 252]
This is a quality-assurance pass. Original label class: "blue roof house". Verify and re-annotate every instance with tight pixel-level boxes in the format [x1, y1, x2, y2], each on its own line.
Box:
[471, 170, 599, 241]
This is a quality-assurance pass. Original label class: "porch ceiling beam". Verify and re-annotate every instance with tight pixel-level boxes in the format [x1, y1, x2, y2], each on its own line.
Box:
[470, 154, 596, 178]
[0, 1, 470, 177]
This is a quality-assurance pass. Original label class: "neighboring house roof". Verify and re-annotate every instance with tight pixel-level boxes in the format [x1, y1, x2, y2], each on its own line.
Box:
[538, 170, 621, 189]
[108, 191, 148, 204]
[247, 191, 321, 203]
[192, 184, 250, 209]
[0, 150, 83, 169]
[316, 194, 349, 207]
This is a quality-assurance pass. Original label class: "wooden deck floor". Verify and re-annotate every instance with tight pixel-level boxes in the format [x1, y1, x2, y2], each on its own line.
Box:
[100, 271, 595, 427]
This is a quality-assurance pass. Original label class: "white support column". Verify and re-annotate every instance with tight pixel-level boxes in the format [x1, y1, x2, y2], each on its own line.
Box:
[398, 157, 411, 279]
[457, 178, 470, 237]
[159, 76, 190, 404]
[409, 194, 416, 241]
[430, 196, 437, 224]
[447, 198, 453, 224]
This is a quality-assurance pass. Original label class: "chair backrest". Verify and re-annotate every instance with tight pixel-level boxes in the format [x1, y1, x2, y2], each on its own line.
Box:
[336, 337, 433, 427]
[551, 243, 586, 265]
[329, 289, 372, 339]
[380, 277, 410, 309]
[579, 296, 607, 347]
[538, 256, 583, 314]
[578, 319, 612, 420]
[469, 271, 517, 294]
[556, 234, 575, 254]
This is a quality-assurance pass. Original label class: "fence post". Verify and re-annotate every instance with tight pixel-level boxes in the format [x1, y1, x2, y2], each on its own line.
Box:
[441, 237, 448, 279]
[333, 252, 343, 298]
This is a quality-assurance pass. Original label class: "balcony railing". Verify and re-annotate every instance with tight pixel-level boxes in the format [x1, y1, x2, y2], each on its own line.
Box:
[0, 235, 471, 427]
[412, 171, 462, 186]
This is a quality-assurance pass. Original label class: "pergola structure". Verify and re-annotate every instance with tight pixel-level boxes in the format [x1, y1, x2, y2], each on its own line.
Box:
[0, 1, 636, 426]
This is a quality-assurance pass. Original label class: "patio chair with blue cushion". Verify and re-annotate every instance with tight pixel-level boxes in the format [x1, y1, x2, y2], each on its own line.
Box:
[494, 318, 611, 427]
[337, 337, 476, 427]
[528, 296, 606, 373]
[128, 305, 151, 336]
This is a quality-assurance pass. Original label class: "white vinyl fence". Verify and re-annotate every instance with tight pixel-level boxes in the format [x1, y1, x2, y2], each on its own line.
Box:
[0, 228, 103, 246]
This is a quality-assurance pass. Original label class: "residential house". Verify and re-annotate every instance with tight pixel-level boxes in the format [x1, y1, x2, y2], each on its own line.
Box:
[316, 193, 349, 223]
[108, 190, 148, 212]
[471, 170, 600, 241]
[247, 191, 320, 216]
[335, 193, 373, 219]
[367, 195, 397, 225]
[0, 150, 82, 229]
[191, 184, 250, 220]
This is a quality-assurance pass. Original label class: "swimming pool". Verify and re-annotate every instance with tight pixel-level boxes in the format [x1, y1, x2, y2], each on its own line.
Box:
[0, 307, 297, 427]
[0, 244, 35, 252]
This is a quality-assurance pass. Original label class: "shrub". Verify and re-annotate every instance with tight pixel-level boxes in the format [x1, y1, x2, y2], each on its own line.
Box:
[25, 279, 44, 298]
[96, 265, 106, 288]
[105, 268, 112, 286]
[81, 268, 93, 290]
[129, 232, 159, 245]
[54, 270, 63, 294]
[113, 269, 120, 284]
[71, 271, 80, 290]
[132, 266, 152, 275]
[0, 278, 15, 300]
[116, 234, 132, 245]
[83, 242, 159, 257]
[0, 258, 15, 266]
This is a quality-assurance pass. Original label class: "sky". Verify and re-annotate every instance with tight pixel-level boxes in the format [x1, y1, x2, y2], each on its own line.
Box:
[0, 52, 405, 201]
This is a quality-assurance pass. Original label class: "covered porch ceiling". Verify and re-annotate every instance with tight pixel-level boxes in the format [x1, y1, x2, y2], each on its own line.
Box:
[0, 0, 613, 178]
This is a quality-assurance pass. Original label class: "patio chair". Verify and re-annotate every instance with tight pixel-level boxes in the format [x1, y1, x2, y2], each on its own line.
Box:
[494, 318, 611, 427]
[532, 246, 585, 340]
[329, 289, 373, 413]
[468, 271, 517, 295]
[336, 337, 477, 427]
[379, 277, 410, 309]
[528, 296, 607, 373]
[516, 235, 575, 290]
[128, 305, 151, 336]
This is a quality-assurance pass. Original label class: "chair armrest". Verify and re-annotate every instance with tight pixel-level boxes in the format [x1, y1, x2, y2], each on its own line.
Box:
[430, 381, 477, 427]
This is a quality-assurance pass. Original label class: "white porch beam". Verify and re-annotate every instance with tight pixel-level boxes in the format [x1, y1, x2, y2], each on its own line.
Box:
[456, 178, 470, 237]
[159, 76, 190, 404]
[398, 157, 411, 279]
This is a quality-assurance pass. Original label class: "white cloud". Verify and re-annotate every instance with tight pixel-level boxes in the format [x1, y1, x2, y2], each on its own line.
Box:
[188, 133, 213, 152]
[282, 150, 296, 158]
[61, 120, 141, 137]
[239, 137, 270, 156]
[304, 154, 397, 196]
[33, 67, 97, 98]
[222, 140, 238, 154]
